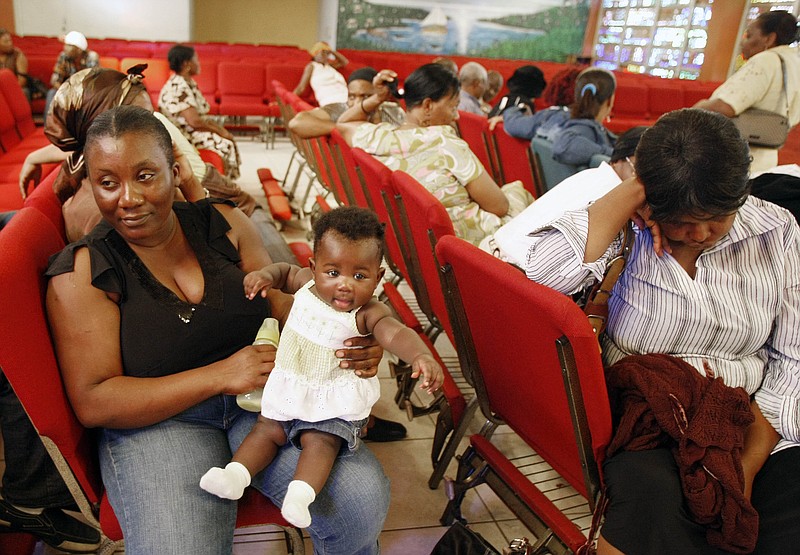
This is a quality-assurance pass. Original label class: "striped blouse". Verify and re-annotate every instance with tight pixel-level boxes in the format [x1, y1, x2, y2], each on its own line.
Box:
[525, 196, 800, 453]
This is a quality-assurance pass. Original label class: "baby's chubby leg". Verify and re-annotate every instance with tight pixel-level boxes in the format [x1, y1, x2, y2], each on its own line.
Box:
[282, 430, 342, 528]
[200, 416, 287, 500]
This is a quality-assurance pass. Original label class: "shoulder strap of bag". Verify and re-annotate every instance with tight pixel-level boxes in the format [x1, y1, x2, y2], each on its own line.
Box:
[773, 51, 789, 117]
[583, 221, 634, 342]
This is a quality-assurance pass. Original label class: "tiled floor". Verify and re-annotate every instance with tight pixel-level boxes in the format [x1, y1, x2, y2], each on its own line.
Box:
[1, 131, 536, 555]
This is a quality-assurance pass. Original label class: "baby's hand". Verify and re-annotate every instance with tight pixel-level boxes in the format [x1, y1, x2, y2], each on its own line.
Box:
[243, 269, 275, 300]
[411, 354, 444, 395]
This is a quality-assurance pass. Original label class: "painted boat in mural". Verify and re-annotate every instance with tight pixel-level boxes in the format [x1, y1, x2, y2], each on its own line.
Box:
[421, 7, 448, 35]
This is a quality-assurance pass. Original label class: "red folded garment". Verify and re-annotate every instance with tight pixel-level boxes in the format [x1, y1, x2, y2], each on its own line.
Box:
[606, 353, 757, 554]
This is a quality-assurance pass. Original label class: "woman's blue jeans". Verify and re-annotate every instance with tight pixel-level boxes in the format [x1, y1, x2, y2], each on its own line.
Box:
[99, 394, 389, 554]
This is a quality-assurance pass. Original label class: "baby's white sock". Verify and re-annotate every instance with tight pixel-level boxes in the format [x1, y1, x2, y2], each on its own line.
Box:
[281, 480, 316, 528]
[199, 462, 251, 500]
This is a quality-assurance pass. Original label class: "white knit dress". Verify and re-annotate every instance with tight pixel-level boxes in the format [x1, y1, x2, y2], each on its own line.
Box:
[261, 281, 381, 422]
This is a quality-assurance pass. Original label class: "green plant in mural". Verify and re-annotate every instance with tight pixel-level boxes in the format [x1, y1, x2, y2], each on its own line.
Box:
[337, 0, 428, 45]
[478, 4, 590, 61]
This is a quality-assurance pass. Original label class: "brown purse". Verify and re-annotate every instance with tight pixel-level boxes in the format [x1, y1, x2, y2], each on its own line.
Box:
[583, 221, 635, 341]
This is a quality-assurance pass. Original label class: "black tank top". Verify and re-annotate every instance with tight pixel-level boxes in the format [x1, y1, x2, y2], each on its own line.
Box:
[47, 200, 270, 378]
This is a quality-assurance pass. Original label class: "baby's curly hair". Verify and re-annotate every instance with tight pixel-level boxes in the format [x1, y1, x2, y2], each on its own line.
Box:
[312, 206, 385, 262]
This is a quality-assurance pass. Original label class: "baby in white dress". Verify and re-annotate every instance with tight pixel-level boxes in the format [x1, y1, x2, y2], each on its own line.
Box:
[200, 207, 443, 528]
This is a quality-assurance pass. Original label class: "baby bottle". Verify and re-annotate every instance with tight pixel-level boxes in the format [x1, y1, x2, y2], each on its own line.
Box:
[236, 317, 280, 412]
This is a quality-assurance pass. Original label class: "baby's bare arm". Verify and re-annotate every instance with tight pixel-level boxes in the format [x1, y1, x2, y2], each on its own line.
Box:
[244, 263, 312, 299]
[360, 302, 444, 393]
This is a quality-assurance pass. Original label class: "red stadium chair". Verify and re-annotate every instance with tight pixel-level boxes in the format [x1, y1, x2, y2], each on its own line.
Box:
[388, 170, 479, 488]
[217, 61, 271, 116]
[488, 121, 545, 198]
[436, 235, 612, 554]
[454, 111, 497, 180]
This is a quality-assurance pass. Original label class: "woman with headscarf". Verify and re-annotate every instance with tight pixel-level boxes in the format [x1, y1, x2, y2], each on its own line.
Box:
[17, 65, 205, 242]
[20, 66, 298, 263]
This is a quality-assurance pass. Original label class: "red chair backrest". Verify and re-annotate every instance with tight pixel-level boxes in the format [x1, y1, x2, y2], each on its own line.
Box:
[435, 235, 612, 498]
[315, 134, 352, 207]
[330, 129, 369, 208]
[23, 166, 66, 238]
[489, 121, 544, 198]
[455, 110, 495, 178]
[612, 81, 650, 118]
[217, 62, 271, 116]
[98, 56, 120, 71]
[218, 61, 266, 98]
[0, 208, 102, 504]
[0, 84, 22, 151]
[391, 170, 455, 340]
[351, 148, 409, 281]
[0, 68, 37, 138]
[194, 58, 219, 103]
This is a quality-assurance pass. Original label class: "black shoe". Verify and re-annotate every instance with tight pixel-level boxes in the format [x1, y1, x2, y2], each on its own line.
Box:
[0, 496, 101, 553]
[364, 416, 407, 442]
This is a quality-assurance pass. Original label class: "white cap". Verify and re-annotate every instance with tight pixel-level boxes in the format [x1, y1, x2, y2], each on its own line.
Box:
[64, 31, 87, 51]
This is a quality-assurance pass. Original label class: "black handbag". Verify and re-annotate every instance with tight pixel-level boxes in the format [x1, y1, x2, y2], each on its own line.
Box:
[731, 53, 791, 148]
[430, 522, 501, 555]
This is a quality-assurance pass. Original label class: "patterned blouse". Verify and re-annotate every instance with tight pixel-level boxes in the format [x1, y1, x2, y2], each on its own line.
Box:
[158, 73, 211, 135]
[352, 122, 532, 245]
[50, 50, 99, 88]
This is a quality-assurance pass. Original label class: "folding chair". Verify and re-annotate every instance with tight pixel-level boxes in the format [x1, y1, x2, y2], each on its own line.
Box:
[454, 111, 498, 180]
[531, 137, 581, 192]
[349, 148, 434, 417]
[217, 62, 276, 142]
[488, 121, 545, 198]
[330, 128, 368, 208]
[389, 171, 480, 489]
[0, 207, 304, 554]
[436, 235, 612, 555]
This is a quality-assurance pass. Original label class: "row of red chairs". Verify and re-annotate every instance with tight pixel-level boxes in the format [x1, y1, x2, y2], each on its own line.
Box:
[12, 34, 308, 61]
[22, 54, 312, 118]
[281, 108, 610, 548]
[346, 151, 610, 552]
[270, 80, 475, 487]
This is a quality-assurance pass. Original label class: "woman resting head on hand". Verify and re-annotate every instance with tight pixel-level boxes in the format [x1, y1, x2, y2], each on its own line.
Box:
[526, 108, 800, 555]
[45, 104, 389, 554]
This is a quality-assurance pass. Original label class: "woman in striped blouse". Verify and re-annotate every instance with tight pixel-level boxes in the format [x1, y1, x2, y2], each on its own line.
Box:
[526, 108, 800, 554]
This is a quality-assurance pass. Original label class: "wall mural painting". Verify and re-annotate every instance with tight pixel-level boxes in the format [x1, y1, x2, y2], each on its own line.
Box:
[336, 0, 590, 61]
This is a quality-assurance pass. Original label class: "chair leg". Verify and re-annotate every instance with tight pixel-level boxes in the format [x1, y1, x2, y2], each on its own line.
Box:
[439, 446, 487, 526]
[283, 526, 305, 554]
[428, 396, 479, 489]
[391, 361, 445, 419]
